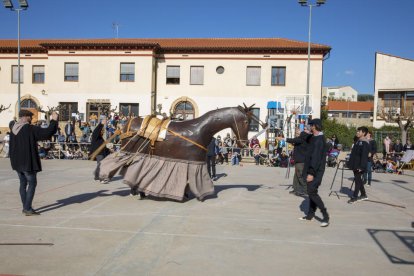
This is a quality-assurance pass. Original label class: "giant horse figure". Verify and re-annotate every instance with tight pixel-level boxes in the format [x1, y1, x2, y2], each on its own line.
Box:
[98, 105, 260, 201]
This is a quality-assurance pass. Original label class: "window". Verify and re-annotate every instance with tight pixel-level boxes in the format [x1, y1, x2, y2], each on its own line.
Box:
[190, 66, 204, 85]
[32, 65, 45, 83]
[249, 108, 260, 131]
[120, 103, 139, 117]
[11, 65, 24, 83]
[120, 63, 135, 82]
[59, 102, 78, 121]
[64, 63, 79, 81]
[173, 101, 194, 121]
[216, 66, 225, 74]
[246, 66, 261, 86]
[271, 67, 286, 86]
[21, 99, 37, 108]
[166, 66, 180, 84]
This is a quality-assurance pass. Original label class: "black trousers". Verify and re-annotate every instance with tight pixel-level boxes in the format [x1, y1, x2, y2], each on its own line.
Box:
[353, 170, 366, 198]
[206, 155, 216, 178]
[306, 176, 328, 218]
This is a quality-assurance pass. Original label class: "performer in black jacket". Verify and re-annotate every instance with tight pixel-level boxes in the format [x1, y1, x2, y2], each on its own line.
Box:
[283, 127, 311, 196]
[300, 119, 329, 227]
[9, 110, 58, 216]
[347, 126, 370, 203]
[90, 118, 110, 183]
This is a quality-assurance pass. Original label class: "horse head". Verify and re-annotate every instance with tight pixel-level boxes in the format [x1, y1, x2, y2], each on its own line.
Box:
[229, 104, 253, 148]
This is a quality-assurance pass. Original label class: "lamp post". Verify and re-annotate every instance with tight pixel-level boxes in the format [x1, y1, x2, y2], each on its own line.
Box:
[298, 0, 326, 114]
[347, 97, 351, 119]
[2, 0, 29, 115]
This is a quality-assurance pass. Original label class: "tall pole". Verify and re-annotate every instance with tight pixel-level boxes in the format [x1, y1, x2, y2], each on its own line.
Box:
[305, 4, 312, 114]
[17, 8, 21, 114]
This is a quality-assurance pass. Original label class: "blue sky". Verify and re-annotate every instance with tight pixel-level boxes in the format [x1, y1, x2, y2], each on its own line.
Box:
[1, 0, 413, 94]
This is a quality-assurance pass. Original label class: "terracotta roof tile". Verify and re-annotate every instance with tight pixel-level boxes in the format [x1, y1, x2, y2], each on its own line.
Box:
[0, 38, 331, 54]
[327, 101, 374, 112]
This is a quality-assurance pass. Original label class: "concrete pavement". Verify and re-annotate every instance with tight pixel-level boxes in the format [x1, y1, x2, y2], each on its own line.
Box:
[0, 158, 413, 276]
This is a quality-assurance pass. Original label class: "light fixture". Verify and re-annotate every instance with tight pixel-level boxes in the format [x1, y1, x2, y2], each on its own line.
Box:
[2, 0, 29, 115]
[41, 89, 47, 95]
[2, 0, 13, 8]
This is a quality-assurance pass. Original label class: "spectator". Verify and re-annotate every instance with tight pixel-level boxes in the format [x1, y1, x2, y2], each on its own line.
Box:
[364, 131, 377, 187]
[403, 140, 412, 151]
[347, 126, 370, 204]
[217, 141, 226, 165]
[253, 144, 261, 165]
[9, 110, 58, 216]
[231, 136, 241, 166]
[53, 126, 61, 143]
[3, 131, 10, 157]
[383, 136, 391, 158]
[393, 139, 403, 154]
[249, 136, 260, 156]
[89, 113, 98, 127]
[64, 120, 74, 143]
[331, 134, 340, 149]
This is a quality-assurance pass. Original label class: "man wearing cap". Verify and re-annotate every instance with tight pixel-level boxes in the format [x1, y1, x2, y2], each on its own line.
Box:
[300, 118, 330, 227]
[9, 109, 59, 216]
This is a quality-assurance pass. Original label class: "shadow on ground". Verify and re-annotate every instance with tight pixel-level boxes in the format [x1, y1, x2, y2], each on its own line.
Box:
[367, 229, 414, 265]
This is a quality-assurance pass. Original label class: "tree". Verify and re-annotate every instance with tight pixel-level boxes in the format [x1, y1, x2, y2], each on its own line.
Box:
[378, 107, 414, 145]
[0, 104, 11, 114]
[37, 105, 65, 124]
[357, 94, 374, 102]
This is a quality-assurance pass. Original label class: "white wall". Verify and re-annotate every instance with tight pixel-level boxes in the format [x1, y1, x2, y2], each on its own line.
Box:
[373, 53, 414, 128]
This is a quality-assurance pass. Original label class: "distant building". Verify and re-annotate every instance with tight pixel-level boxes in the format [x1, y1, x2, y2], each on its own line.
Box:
[0, 38, 331, 139]
[325, 101, 373, 127]
[322, 86, 358, 102]
[373, 52, 414, 128]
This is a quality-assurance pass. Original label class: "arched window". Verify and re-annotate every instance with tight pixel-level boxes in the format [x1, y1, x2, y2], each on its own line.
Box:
[20, 99, 37, 108]
[173, 101, 194, 121]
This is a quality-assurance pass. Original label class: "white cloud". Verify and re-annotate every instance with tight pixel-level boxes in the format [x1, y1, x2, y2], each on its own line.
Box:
[344, 70, 355, 76]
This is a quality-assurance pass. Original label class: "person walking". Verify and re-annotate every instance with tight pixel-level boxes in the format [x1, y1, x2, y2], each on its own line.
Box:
[9, 110, 58, 216]
[347, 126, 370, 203]
[89, 117, 110, 183]
[282, 127, 311, 196]
[300, 119, 330, 227]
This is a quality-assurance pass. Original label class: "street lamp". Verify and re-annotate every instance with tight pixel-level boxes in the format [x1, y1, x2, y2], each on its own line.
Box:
[2, 0, 29, 115]
[298, 0, 326, 114]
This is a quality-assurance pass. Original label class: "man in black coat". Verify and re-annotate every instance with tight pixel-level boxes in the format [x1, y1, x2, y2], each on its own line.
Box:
[206, 137, 218, 180]
[347, 126, 370, 203]
[89, 118, 110, 183]
[300, 118, 329, 227]
[283, 127, 311, 196]
[9, 110, 58, 216]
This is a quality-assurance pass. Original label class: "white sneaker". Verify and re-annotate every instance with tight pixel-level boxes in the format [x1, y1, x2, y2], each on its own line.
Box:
[100, 179, 109, 184]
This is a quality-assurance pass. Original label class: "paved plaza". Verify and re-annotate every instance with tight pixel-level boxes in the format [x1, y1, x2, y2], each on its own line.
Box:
[0, 158, 413, 276]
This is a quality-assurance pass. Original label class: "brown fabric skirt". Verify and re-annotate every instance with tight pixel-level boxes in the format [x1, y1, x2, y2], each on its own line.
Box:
[98, 152, 214, 201]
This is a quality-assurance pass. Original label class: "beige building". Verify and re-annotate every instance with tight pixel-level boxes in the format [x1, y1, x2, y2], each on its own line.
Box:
[322, 86, 358, 102]
[373, 52, 414, 128]
[0, 38, 330, 138]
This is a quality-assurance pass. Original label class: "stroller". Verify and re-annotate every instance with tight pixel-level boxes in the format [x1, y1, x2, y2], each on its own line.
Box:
[327, 148, 340, 167]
